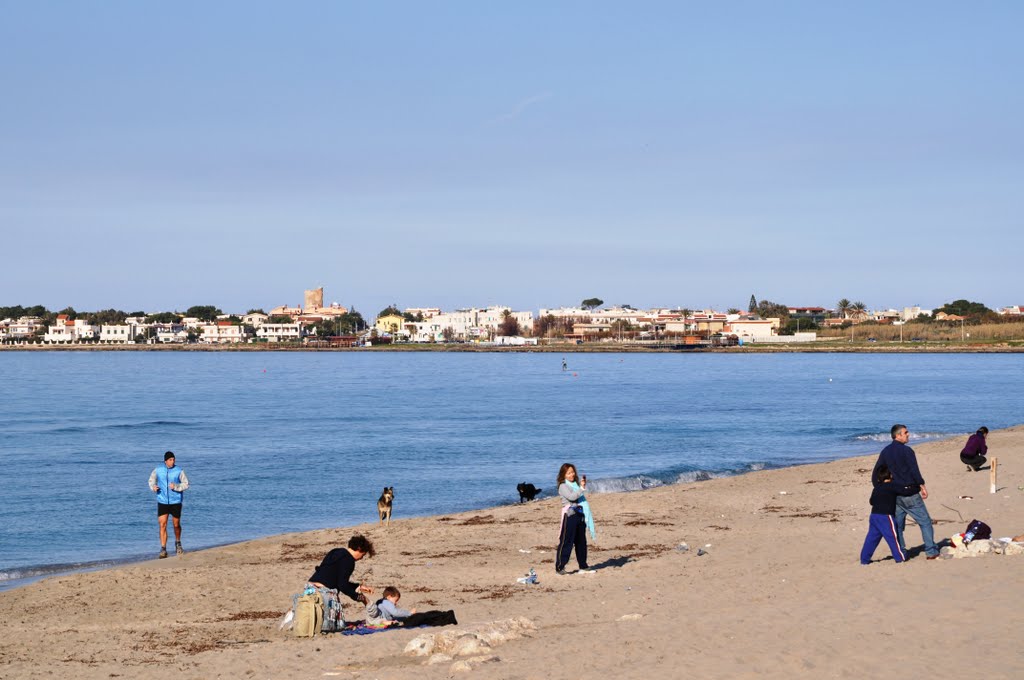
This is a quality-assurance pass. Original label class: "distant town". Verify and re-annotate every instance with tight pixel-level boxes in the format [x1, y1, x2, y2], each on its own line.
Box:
[1, 288, 1022, 348]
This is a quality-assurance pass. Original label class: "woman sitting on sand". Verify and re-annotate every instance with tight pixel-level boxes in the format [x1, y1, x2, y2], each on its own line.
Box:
[960, 427, 989, 472]
[555, 463, 595, 575]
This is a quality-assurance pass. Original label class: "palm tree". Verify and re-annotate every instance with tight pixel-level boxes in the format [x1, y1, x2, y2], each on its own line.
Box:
[850, 301, 867, 320]
[836, 298, 852, 319]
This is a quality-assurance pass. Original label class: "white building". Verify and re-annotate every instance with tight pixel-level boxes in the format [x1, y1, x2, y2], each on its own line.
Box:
[404, 307, 441, 319]
[476, 306, 534, 335]
[257, 323, 304, 342]
[43, 316, 98, 344]
[242, 312, 268, 327]
[538, 307, 600, 321]
[198, 322, 247, 343]
[154, 323, 187, 343]
[99, 325, 137, 344]
[4, 317, 45, 340]
[492, 336, 539, 346]
[901, 306, 932, 321]
[405, 307, 534, 342]
[871, 309, 900, 322]
[587, 307, 647, 326]
[406, 311, 476, 342]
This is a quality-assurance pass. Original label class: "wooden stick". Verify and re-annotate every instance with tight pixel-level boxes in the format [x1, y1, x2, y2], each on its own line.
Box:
[990, 457, 998, 494]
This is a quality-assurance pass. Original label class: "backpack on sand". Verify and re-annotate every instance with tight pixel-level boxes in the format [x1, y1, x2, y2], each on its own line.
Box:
[293, 590, 324, 638]
[964, 519, 992, 543]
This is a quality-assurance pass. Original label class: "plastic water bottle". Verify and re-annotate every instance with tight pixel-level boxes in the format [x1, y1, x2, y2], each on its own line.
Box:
[964, 529, 976, 544]
[528, 567, 537, 583]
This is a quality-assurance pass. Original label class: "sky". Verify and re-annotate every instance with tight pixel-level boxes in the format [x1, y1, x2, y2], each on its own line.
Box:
[2, 2, 1021, 316]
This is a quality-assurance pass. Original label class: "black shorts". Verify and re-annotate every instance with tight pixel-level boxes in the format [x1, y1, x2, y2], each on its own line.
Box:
[157, 503, 183, 518]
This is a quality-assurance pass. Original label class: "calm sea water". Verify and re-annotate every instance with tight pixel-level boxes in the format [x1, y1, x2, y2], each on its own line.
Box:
[1, 351, 1021, 588]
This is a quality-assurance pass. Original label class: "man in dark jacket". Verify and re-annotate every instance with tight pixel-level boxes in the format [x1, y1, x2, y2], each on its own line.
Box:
[875, 424, 939, 559]
[308, 535, 376, 603]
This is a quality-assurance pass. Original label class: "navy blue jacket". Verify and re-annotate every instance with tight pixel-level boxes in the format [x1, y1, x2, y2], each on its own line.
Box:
[869, 481, 915, 515]
[875, 442, 924, 496]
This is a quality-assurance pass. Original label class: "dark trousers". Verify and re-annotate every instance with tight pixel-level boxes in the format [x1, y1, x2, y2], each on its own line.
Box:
[400, 610, 457, 628]
[961, 453, 986, 470]
[860, 513, 906, 564]
[556, 510, 588, 571]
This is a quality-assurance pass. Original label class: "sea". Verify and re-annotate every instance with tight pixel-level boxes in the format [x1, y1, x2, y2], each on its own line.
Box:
[1, 351, 1021, 590]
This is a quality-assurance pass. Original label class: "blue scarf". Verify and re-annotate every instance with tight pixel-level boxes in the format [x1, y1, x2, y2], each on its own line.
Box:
[567, 481, 596, 540]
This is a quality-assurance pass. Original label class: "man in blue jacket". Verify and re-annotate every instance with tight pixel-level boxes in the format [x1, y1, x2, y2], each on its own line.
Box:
[874, 424, 939, 560]
[148, 451, 190, 558]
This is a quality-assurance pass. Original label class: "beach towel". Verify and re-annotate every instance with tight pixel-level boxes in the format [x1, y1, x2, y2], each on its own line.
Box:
[565, 481, 596, 540]
[341, 620, 396, 636]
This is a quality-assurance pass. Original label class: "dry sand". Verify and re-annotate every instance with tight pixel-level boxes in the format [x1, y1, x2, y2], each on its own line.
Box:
[3, 428, 1023, 679]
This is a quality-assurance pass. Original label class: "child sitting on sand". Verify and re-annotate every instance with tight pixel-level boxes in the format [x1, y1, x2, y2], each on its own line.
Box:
[366, 586, 416, 624]
[860, 464, 913, 565]
[365, 586, 458, 628]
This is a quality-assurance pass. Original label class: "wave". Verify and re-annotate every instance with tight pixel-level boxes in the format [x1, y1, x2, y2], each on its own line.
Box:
[0, 539, 241, 591]
[49, 420, 196, 434]
[587, 462, 774, 494]
[850, 431, 956, 443]
[0, 556, 142, 585]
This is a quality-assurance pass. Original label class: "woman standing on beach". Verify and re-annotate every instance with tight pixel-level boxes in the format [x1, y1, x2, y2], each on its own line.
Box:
[555, 463, 595, 575]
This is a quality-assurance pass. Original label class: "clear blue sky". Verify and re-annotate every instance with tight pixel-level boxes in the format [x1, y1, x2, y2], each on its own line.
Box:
[2, 2, 1021, 315]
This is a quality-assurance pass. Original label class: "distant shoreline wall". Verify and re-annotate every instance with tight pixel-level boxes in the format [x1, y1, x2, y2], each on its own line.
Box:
[1, 344, 1022, 354]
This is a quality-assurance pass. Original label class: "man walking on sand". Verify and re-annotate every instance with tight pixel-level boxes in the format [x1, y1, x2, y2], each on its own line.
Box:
[149, 451, 189, 559]
[875, 424, 939, 560]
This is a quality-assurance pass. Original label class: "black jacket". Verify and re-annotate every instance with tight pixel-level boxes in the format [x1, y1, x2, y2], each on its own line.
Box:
[308, 549, 360, 601]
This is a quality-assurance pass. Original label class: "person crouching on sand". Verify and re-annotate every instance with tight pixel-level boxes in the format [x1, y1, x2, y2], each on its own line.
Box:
[860, 464, 914, 565]
[308, 535, 376, 604]
[555, 463, 595, 575]
[302, 535, 376, 632]
[960, 427, 989, 472]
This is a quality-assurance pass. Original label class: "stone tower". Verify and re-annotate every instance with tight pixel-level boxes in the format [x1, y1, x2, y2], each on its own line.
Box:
[304, 287, 324, 312]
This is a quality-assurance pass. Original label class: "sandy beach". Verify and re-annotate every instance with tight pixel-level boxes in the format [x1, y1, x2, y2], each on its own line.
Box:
[2, 428, 1023, 679]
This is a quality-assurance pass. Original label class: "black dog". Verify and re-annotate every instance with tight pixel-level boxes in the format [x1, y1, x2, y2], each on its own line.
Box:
[517, 482, 542, 503]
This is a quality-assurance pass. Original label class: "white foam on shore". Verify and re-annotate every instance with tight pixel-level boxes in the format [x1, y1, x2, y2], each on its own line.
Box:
[852, 431, 955, 443]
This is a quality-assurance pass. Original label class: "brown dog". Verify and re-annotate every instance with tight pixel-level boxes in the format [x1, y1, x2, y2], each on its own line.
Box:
[377, 487, 394, 525]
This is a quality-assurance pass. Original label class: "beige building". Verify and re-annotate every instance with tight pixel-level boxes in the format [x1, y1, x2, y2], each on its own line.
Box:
[268, 305, 302, 318]
[723, 319, 780, 341]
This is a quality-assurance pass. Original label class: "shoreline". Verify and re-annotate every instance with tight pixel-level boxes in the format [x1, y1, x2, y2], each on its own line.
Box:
[3, 426, 1023, 678]
[0, 432, 963, 593]
[2, 342, 1023, 353]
